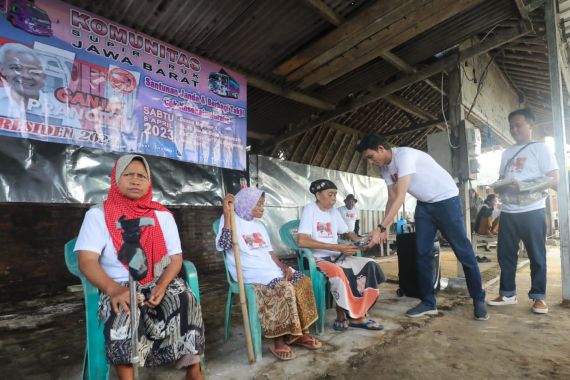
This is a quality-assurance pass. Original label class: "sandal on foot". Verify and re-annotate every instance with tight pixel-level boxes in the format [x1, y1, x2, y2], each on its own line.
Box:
[269, 345, 296, 361]
[287, 335, 322, 349]
[333, 318, 348, 331]
[348, 319, 384, 331]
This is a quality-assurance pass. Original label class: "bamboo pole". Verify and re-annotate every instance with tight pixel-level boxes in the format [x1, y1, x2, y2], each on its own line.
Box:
[229, 202, 256, 363]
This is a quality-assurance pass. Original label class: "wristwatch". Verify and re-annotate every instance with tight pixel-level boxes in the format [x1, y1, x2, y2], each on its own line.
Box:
[377, 224, 387, 233]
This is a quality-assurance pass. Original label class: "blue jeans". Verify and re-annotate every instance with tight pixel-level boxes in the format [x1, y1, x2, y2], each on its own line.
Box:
[415, 196, 485, 307]
[497, 209, 547, 300]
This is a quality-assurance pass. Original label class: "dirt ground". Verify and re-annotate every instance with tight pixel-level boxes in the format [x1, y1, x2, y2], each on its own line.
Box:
[326, 256, 570, 380]
[1, 247, 569, 379]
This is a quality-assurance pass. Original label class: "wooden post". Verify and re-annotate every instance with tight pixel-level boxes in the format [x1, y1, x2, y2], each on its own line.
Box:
[229, 202, 256, 363]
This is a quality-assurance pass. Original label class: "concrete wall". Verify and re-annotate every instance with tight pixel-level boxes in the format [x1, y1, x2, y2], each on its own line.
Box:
[461, 52, 519, 144]
[0, 203, 224, 303]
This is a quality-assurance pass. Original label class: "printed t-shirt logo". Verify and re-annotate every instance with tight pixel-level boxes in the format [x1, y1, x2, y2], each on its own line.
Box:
[316, 222, 333, 238]
[241, 232, 267, 249]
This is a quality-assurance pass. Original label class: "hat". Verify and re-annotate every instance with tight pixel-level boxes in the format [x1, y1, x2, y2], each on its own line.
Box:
[344, 194, 357, 203]
[309, 179, 337, 195]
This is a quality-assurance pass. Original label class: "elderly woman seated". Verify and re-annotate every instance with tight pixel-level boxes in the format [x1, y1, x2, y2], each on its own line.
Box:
[216, 187, 322, 361]
[75, 154, 205, 380]
[297, 179, 385, 331]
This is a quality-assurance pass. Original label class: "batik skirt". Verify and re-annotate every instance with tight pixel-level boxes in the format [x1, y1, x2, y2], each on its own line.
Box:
[253, 271, 318, 338]
[317, 255, 385, 319]
[97, 275, 205, 368]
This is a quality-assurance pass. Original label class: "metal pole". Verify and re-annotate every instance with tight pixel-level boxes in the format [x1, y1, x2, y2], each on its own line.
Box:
[129, 274, 140, 378]
[545, 0, 570, 303]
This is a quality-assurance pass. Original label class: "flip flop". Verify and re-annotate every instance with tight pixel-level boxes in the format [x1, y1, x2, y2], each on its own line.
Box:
[332, 318, 348, 331]
[287, 335, 322, 350]
[348, 319, 384, 331]
[268, 345, 296, 361]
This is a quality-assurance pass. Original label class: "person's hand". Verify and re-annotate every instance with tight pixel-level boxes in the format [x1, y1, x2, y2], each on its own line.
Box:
[337, 243, 358, 256]
[282, 266, 293, 281]
[108, 283, 130, 315]
[506, 180, 520, 193]
[223, 193, 235, 214]
[366, 228, 388, 249]
[146, 283, 167, 308]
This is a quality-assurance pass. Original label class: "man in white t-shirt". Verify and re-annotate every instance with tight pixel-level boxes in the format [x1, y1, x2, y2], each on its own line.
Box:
[487, 108, 558, 314]
[357, 134, 488, 321]
[338, 194, 360, 235]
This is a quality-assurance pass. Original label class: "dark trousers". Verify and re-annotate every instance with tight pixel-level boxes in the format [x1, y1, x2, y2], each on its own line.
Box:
[497, 209, 547, 300]
[415, 196, 485, 307]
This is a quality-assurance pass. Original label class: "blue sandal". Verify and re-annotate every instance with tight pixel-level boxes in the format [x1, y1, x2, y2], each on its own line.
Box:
[332, 319, 348, 331]
[348, 319, 384, 331]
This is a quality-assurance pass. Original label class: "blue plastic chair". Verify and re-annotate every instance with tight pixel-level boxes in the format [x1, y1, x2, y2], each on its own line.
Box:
[279, 219, 362, 335]
[65, 238, 202, 380]
[212, 219, 263, 362]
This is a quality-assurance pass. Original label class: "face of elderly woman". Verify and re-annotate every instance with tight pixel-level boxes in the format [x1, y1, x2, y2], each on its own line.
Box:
[316, 189, 337, 209]
[118, 160, 150, 200]
[251, 195, 265, 218]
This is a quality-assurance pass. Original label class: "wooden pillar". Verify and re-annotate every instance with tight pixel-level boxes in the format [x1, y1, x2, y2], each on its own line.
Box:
[448, 66, 470, 278]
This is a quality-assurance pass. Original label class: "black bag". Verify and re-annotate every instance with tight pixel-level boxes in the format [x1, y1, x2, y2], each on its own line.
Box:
[396, 232, 440, 298]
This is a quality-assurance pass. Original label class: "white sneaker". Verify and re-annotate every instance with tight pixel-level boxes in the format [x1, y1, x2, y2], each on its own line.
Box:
[487, 295, 517, 306]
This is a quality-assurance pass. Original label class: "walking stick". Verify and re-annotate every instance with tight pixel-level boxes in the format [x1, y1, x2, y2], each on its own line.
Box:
[229, 202, 256, 364]
[116, 216, 155, 378]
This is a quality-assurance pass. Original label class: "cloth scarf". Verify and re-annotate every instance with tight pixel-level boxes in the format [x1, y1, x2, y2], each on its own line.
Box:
[104, 155, 170, 285]
[234, 187, 264, 221]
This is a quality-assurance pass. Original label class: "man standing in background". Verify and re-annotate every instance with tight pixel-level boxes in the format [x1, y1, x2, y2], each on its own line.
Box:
[338, 194, 360, 235]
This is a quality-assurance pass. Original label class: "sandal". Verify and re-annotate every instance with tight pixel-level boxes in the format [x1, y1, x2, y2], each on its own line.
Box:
[287, 335, 322, 350]
[268, 345, 296, 361]
[348, 319, 384, 331]
[333, 318, 348, 331]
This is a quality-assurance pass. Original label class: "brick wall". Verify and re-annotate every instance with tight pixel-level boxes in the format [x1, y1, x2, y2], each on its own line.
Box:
[0, 203, 224, 302]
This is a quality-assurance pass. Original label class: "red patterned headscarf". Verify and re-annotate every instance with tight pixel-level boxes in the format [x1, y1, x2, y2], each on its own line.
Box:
[104, 154, 170, 284]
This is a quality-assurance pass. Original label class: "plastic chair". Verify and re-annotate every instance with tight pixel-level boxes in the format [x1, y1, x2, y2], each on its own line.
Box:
[212, 219, 263, 362]
[279, 219, 362, 335]
[65, 238, 202, 380]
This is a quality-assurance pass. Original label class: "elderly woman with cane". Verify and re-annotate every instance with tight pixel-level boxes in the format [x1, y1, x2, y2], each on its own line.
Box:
[75, 154, 205, 380]
[216, 187, 322, 361]
[297, 179, 385, 332]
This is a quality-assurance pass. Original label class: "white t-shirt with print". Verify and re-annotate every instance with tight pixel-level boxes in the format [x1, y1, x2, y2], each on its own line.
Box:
[499, 142, 558, 213]
[215, 214, 283, 285]
[298, 202, 349, 259]
[382, 147, 458, 203]
[74, 207, 182, 283]
[337, 205, 360, 232]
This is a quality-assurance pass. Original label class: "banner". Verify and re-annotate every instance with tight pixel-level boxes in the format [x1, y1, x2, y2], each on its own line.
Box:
[0, 0, 247, 170]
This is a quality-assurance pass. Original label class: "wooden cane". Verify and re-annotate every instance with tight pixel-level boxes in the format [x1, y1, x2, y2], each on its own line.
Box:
[229, 202, 256, 364]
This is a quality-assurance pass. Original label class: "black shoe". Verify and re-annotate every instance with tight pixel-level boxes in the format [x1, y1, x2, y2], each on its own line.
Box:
[476, 256, 483, 263]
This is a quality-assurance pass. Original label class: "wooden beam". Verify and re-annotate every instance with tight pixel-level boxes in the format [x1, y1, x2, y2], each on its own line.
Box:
[329, 122, 362, 136]
[247, 130, 274, 141]
[295, 0, 485, 88]
[506, 44, 548, 54]
[384, 94, 439, 121]
[271, 22, 532, 146]
[380, 51, 446, 95]
[273, 0, 415, 76]
[383, 119, 444, 136]
[514, 0, 530, 21]
[246, 76, 335, 110]
[299, 0, 343, 26]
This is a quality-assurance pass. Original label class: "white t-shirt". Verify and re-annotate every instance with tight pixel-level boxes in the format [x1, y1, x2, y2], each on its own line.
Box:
[499, 142, 558, 213]
[337, 205, 360, 232]
[215, 214, 283, 285]
[298, 202, 349, 259]
[382, 147, 458, 203]
[74, 207, 182, 282]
